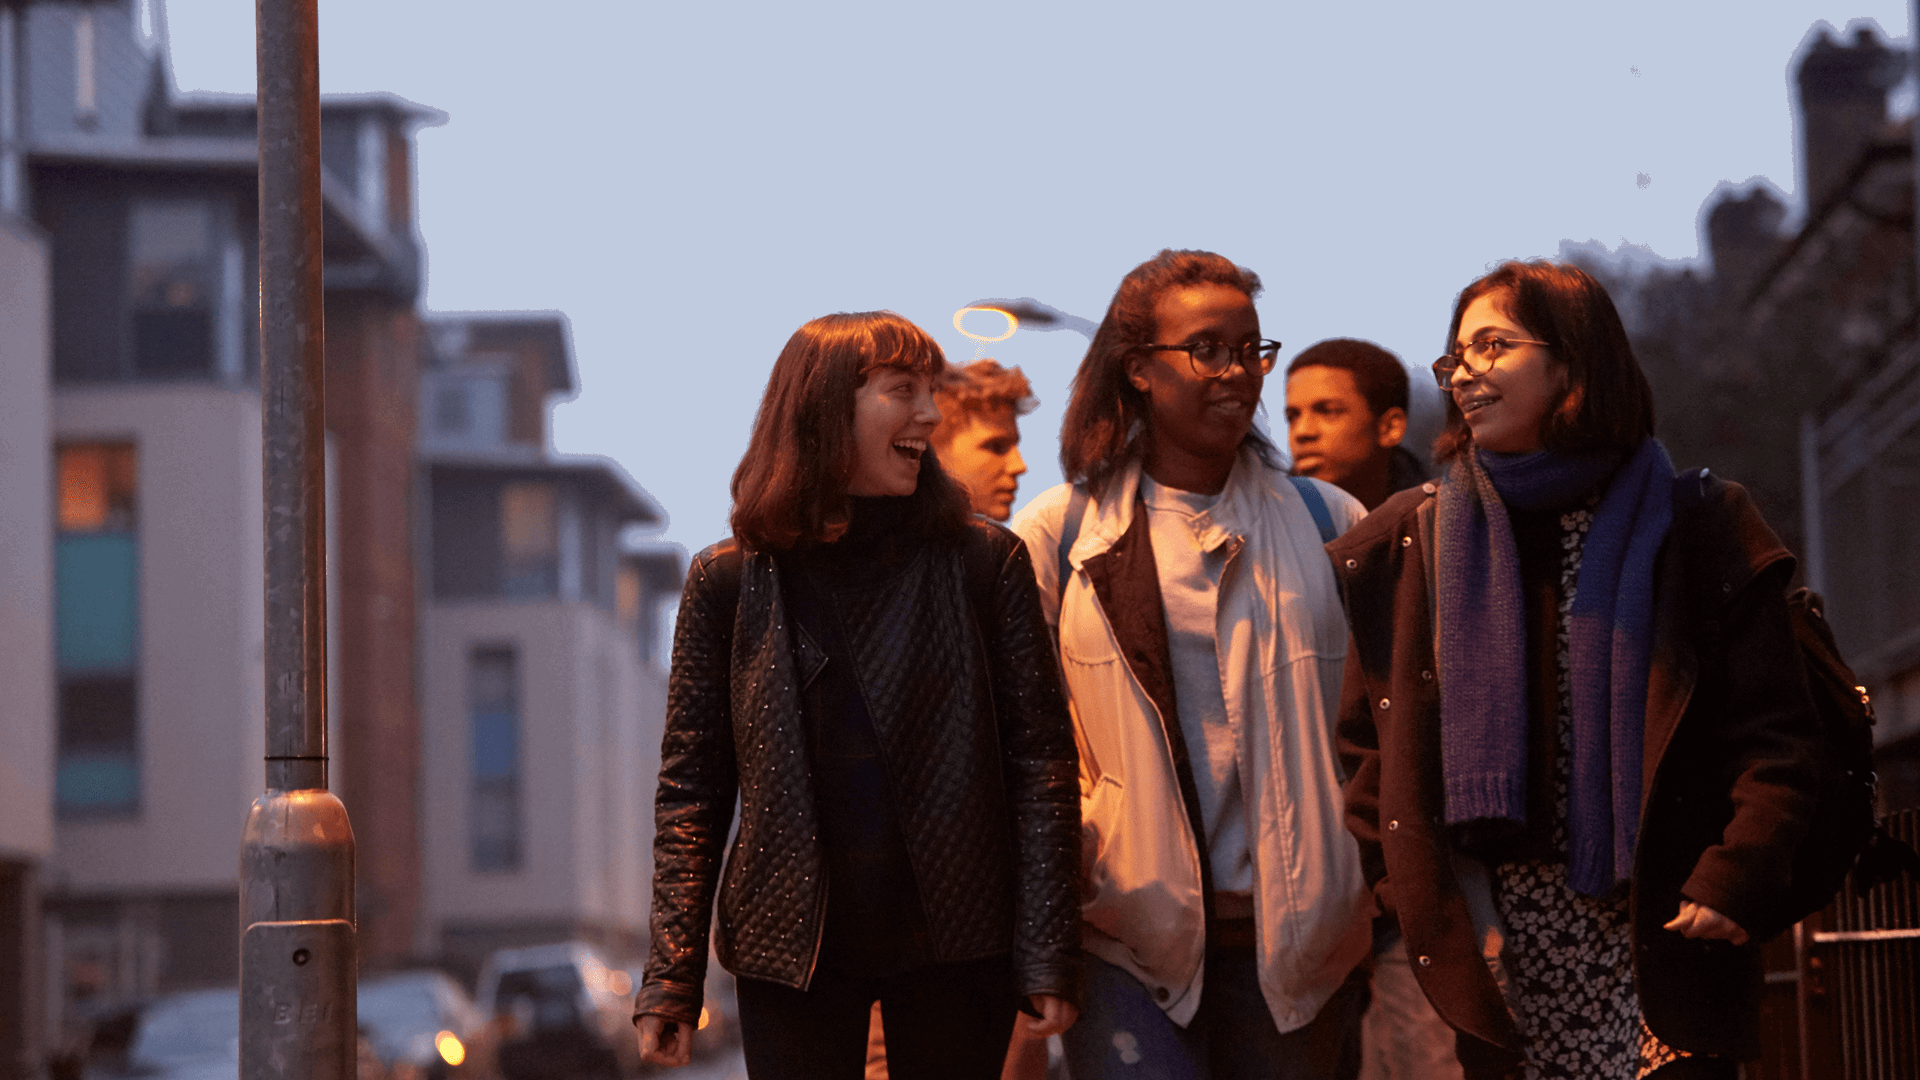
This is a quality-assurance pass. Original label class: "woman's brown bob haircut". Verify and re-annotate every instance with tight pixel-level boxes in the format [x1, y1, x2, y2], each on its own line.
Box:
[730, 311, 973, 551]
[1433, 260, 1656, 464]
[1059, 249, 1280, 496]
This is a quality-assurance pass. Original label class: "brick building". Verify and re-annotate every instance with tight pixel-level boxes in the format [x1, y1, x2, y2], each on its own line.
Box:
[1571, 22, 1920, 809]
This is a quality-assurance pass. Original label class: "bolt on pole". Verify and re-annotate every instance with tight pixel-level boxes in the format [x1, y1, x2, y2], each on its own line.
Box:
[239, 2, 357, 1080]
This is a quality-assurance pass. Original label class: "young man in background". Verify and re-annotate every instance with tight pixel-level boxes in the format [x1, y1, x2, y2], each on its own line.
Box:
[1286, 339, 1455, 1079]
[930, 359, 1035, 521]
[1283, 339, 1425, 511]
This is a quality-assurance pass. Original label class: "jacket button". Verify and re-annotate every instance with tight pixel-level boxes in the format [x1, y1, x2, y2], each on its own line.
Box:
[1420, 670, 1433, 682]
[1401, 535, 1413, 548]
[1378, 698, 1391, 710]
[1421, 482, 1437, 495]
[1154, 987, 1170, 1002]
[1387, 819, 1399, 831]
[1417, 955, 1432, 967]
[1346, 559, 1358, 570]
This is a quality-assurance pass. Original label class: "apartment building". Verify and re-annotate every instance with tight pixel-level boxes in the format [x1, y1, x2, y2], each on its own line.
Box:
[1, 5, 686, 1066]
[7, 0, 436, 1033]
[0, 193, 55, 1080]
[417, 313, 681, 980]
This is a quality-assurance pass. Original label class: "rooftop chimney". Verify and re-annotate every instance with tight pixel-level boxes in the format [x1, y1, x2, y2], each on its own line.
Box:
[1797, 26, 1899, 213]
[1705, 185, 1787, 292]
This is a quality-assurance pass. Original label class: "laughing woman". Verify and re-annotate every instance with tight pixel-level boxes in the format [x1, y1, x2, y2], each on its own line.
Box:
[1330, 261, 1825, 1080]
[632, 311, 1081, 1080]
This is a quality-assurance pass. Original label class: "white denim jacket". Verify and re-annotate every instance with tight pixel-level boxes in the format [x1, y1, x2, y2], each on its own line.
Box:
[1010, 449, 1373, 1033]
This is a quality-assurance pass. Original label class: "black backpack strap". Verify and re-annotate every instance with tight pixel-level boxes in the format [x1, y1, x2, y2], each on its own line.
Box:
[1671, 468, 1721, 654]
[1289, 475, 1339, 545]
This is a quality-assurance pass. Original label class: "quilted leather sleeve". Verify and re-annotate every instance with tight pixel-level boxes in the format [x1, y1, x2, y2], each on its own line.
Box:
[635, 544, 741, 1025]
[981, 529, 1084, 1006]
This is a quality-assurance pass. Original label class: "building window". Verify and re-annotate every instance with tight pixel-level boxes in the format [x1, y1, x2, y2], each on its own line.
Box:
[73, 10, 96, 122]
[55, 444, 140, 816]
[424, 371, 507, 447]
[433, 383, 470, 438]
[129, 198, 241, 379]
[469, 647, 521, 872]
[499, 483, 558, 598]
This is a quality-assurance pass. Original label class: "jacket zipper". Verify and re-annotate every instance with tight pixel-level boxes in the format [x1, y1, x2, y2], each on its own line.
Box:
[800, 875, 828, 991]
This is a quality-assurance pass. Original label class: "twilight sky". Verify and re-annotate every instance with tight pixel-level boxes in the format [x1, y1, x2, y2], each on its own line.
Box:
[161, 0, 1910, 551]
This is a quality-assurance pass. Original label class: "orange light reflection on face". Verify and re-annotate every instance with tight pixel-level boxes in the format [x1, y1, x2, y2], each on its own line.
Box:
[434, 1032, 466, 1067]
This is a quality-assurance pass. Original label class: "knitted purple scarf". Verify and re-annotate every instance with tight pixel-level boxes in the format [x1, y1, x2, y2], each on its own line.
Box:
[1435, 438, 1675, 896]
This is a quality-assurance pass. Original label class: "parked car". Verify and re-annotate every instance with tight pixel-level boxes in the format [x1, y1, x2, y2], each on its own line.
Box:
[475, 944, 632, 1080]
[357, 971, 495, 1080]
[101, 975, 490, 1080]
[112, 988, 237, 1080]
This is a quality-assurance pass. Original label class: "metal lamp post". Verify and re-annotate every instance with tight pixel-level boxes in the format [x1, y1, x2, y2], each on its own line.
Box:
[238, 3, 357, 1080]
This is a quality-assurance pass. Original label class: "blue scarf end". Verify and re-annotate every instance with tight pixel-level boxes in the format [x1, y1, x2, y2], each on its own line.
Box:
[1568, 835, 1632, 898]
[1443, 771, 1528, 828]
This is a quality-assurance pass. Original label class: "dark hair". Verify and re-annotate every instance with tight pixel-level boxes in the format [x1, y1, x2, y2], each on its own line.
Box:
[1059, 249, 1279, 495]
[934, 359, 1037, 422]
[1433, 260, 1655, 463]
[730, 311, 974, 550]
[1286, 338, 1410, 418]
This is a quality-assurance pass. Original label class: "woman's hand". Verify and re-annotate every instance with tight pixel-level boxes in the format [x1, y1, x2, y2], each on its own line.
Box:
[636, 1015, 692, 1068]
[1663, 900, 1750, 945]
[1026, 994, 1078, 1038]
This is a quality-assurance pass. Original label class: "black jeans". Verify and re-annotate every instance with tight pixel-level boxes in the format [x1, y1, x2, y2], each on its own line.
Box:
[735, 956, 1017, 1080]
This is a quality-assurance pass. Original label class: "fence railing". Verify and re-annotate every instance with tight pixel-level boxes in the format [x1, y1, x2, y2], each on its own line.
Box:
[1795, 809, 1920, 1079]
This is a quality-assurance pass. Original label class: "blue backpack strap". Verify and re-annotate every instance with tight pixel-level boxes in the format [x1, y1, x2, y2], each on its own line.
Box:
[1056, 486, 1090, 605]
[1289, 475, 1338, 544]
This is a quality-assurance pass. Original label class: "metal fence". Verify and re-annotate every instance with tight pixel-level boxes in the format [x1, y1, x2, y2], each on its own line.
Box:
[1796, 809, 1920, 1079]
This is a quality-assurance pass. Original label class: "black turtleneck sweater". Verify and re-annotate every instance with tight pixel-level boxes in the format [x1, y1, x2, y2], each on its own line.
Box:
[775, 497, 935, 979]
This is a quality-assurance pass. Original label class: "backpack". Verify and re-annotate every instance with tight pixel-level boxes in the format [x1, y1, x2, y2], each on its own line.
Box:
[1777, 587, 1883, 918]
[1679, 471, 1919, 924]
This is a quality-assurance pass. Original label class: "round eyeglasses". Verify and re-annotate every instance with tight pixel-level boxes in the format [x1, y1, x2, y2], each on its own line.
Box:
[1142, 339, 1283, 378]
[1431, 336, 1550, 388]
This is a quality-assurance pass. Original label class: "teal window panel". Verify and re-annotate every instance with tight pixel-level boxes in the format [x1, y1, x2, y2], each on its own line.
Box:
[56, 533, 138, 672]
[56, 750, 140, 814]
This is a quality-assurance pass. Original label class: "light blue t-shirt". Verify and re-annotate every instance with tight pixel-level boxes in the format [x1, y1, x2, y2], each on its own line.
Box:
[1139, 475, 1252, 907]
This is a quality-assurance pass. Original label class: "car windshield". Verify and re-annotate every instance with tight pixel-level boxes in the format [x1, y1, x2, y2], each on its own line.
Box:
[130, 991, 239, 1068]
[492, 965, 584, 1031]
[358, 977, 452, 1057]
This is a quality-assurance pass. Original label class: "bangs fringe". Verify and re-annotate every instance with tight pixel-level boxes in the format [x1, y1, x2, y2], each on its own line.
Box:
[855, 318, 944, 380]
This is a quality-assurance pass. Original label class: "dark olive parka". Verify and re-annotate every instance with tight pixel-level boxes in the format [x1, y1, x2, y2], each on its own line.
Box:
[1330, 470, 1824, 1065]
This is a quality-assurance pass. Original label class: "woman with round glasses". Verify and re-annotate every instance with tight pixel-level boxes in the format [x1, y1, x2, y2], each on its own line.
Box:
[633, 311, 1082, 1080]
[1328, 261, 1824, 1079]
[1011, 249, 1374, 1079]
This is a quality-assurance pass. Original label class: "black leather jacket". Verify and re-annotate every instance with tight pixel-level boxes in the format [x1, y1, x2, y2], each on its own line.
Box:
[635, 519, 1081, 1024]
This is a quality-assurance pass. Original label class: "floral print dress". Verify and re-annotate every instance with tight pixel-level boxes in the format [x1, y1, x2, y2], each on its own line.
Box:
[1489, 505, 1689, 1080]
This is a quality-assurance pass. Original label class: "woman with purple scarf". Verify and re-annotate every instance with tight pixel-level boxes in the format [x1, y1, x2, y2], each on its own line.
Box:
[1328, 261, 1825, 1080]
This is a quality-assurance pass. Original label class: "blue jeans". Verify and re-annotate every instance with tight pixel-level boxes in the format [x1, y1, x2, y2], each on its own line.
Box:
[1061, 950, 1363, 1080]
